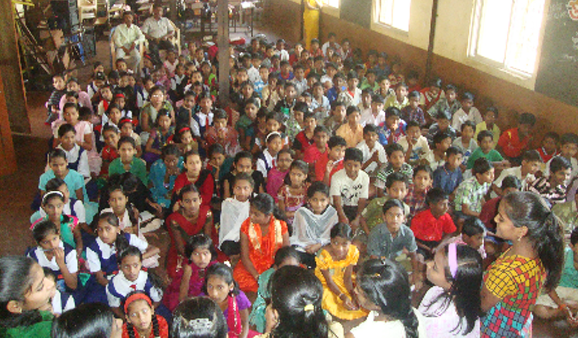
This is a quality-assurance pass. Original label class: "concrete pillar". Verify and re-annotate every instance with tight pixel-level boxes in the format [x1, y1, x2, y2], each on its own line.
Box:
[0, 69, 18, 176]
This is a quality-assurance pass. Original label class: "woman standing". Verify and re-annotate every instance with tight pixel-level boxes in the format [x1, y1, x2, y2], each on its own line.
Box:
[303, 0, 323, 50]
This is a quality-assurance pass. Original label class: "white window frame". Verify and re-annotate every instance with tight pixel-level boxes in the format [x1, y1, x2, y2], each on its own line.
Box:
[375, 0, 411, 33]
[325, 0, 340, 8]
[469, 0, 546, 78]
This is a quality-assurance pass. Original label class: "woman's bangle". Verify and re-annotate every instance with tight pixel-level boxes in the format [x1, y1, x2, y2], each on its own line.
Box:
[559, 303, 567, 310]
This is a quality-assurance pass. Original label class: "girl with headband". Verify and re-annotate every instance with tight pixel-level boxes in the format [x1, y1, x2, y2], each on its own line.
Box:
[418, 243, 483, 337]
[123, 291, 169, 338]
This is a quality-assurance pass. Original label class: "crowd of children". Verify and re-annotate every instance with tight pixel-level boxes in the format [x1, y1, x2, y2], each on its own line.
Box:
[3, 25, 578, 338]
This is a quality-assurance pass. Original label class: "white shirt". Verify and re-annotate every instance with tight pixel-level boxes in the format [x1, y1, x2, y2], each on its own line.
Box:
[47, 144, 90, 179]
[451, 107, 483, 131]
[247, 66, 260, 84]
[52, 289, 75, 315]
[113, 23, 145, 48]
[256, 149, 276, 178]
[141, 17, 174, 39]
[398, 135, 430, 163]
[337, 87, 362, 108]
[350, 309, 428, 338]
[274, 49, 289, 62]
[330, 169, 370, 206]
[360, 109, 386, 127]
[87, 235, 148, 273]
[106, 270, 162, 307]
[292, 78, 308, 96]
[219, 197, 250, 246]
[37, 199, 86, 224]
[311, 95, 331, 121]
[190, 111, 214, 138]
[27, 241, 78, 275]
[494, 166, 535, 190]
[290, 206, 338, 249]
[322, 41, 341, 57]
[356, 140, 387, 173]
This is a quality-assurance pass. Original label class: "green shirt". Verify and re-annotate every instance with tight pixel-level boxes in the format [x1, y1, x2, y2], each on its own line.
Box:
[1, 311, 53, 338]
[466, 147, 503, 169]
[108, 157, 148, 185]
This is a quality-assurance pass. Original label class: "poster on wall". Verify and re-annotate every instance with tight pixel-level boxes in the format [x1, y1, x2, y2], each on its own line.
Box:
[535, 0, 578, 107]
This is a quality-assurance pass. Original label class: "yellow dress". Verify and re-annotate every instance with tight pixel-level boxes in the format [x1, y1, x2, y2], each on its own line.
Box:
[303, 0, 320, 50]
[315, 245, 369, 320]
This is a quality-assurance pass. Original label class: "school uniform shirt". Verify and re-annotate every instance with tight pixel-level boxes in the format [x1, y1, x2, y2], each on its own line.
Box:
[433, 164, 463, 195]
[337, 87, 362, 108]
[87, 233, 148, 274]
[453, 177, 491, 213]
[38, 169, 88, 202]
[35, 198, 86, 224]
[247, 66, 260, 84]
[351, 309, 428, 338]
[52, 144, 90, 179]
[397, 135, 430, 164]
[451, 107, 483, 131]
[52, 289, 75, 315]
[367, 223, 417, 259]
[26, 241, 78, 276]
[329, 169, 369, 207]
[219, 197, 250, 246]
[256, 149, 277, 178]
[356, 140, 387, 174]
[191, 111, 214, 138]
[466, 147, 503, 170]
[106, 270, 162, 307]
[360, 109, 386, 128]
[410, 209, 456, 242]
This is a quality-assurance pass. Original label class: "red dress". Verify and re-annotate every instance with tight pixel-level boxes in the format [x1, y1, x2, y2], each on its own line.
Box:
[122, 315, 169, 338]
[173, 170, 214, 208]
[165, 206, 212, 278]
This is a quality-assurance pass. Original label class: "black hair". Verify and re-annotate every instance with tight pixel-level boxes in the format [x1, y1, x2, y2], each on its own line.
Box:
[117, 245, 142, 264]
[172, 297, 228, 338]
[294, 102, 309, 114]
[32, 220, 59, 243]
[105, 103, 122, 117]
[413, 164, 433, 179]
[382, 198, 405, 215]
[476, 130, 493, 143]
[386, 143, 404, 157]
[202, 263, 240, 296]
[273, 246, 301, 267]
[385, 106, 401, 119]
[435, 109, 452, 121]
[344, 147, 363, 164]
[269, 266, 329, 338]
[501, 191, 564, 291]
[543, 131, 560, 143]
[461, 120, 476, 132]
[472, 158, 493, 175]
[357, 259, 419, 338]
[346, 105, 360, 117]
[429, 77, 443, 88]
[266, 132, 282, 144]
[250, 193, 276, 216]
[98, 211, 130, 253]
[123, 291, 161, 338]
[462, 92, 475, 101]
[408, 90, 420, 100]
[385, 172, 408, 189]
[549, 156, 572, 174]
[519, 112, 536, 126]
[234, 151, 253, 164]
[45, 177, 66, 193]
[51, 303, 115, 338]
[185, 233, 217, 263]
[330, 100, 346, 111]
[363, 124, 379, 135]
[445, 84, 457, 93]
[485, 106, 499, 117]
[183, 150, 201, 166]
[107, 184, 139, 227]
[571, 227, 578, 246]
[118, 135, 137, 149]
[287, 159, 309, 181]
[406, 120, 420, 130]
[501, 175, 522, 190]
[521, 149, 542, 163]
[307, 181, 330, 199]
[314, 125, 330, 136]
[213, 109, 228, 121]
[328, 136, 347, 149]
[462, 217, 486, 237]
[42, 190, 65, 206]
[102, 124, 120, 136]
[208, 143, 226, 159]
[560, 132, 578, 146]
[445, 146, 463, 157]
[372, 94, 385, 104]
[179, 183, 201, 201]
[425, 187, 448, 206]
[48, 148, 67, 162]
[330, 222, 352, 240]
[433, 131, 451, 147]
[233, 172, 255, 190]
[161, 143, 181, 159]
[64, 91, 79, 99]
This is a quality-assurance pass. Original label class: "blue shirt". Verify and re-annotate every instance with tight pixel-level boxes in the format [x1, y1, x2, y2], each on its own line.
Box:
[367, 223, 417, 259]
[560, 247, 578, 288]
[327, 87, 339, 103]
[433, 164, 463, 195]
[39, 169, 88, 202]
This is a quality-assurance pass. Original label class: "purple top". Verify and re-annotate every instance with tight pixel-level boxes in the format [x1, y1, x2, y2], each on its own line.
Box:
[266, 168, 288, 202]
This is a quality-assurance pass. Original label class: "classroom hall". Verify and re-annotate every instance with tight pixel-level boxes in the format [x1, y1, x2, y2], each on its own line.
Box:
[1, 0, 578, 337]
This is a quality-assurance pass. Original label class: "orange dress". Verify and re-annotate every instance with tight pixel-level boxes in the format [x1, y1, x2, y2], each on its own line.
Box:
[233, 217, 288, 293]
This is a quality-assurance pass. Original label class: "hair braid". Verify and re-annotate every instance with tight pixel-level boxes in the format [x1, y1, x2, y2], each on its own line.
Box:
[152, 314, 160, 338]
[127, 322, 136, 338]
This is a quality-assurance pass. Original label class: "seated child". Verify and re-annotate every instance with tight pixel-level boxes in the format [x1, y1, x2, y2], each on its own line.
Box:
[527, 156, 572, 206]
[205, 109, 241, 157]
[143, 109, 174, 165]
[337, 71, 362, 108]
[443, 216, 487, 259]
[54, 124, 90, 179]
[427, 109, 457, 145]
[454, 158, 494, 220]
[233, 193, 289, 293]
[39, 149, 87, 203]
[423, 131, 452, 171]
[374, 143, 414, 196]
[290, 182, 338, 267]
[493, 149, 541, 196]
[109, 136, 148, 185]
[536, 132, 559, 166]
[533, 226, 578, 325]
[123, 291, 170, 338]
[219, 173, 254, 257]
[165, 183, 213, 278]
[176, 90, 195, 126]
[467, 130, 507, 170]
[451, 92, 482, 131]
[173, 150, 215, 208]
[46, 73, 67, 123]
[367, 199, 420, 281]
[106, 246, 164, 319]
[420, 77, 444, 111]
[278, 160, 310, 225]
[163, 234, 217, 311]
[474, 107, 500, 146]
[404, 165, 433, 218]
[237, 98, 259, 152]
[427, 84, 461, 121]
[43, 268, 75, 315]
[222, 151, 265, 198]
[356, 124, 387, 175]
[303, 125, 329, 169]
[314, 136, 347, 185]
[330, 148, 369, 226]
[545, 132, 578, 178]
[552, 189, 578, 235]
[266, 149, 293, 201]
[118, 118, 142, 156]
[285, 101, 307, 143]
[324, 101, 347, 134]
[149, 144, 184, 209]
[384, 82, 409, 110]
[377, 106, 406, 146]
[336, 106, 364, 148]
[172, 125, 199, 156]
[452, 120, 477, 168]
[397, 121, 430, 166]
[360, 93, 385, 127]
[256, 132, 283, 180]
[292, 111, 317, 159]
[191, 91, 214, 140]
[433, 146, 464, 197]
[100, 125, 120, 179]
[497, 112, 536, 165]
[315, 223, 368, 321]
[410, 188, 456, 261]
[249, 247, 301, 333]
[401, 90, 426, 126]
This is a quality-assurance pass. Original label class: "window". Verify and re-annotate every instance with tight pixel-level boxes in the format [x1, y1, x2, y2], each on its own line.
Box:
[377, 0, 411, 32]
[470, 0, 546, 75]
[326, 0, 339, 8]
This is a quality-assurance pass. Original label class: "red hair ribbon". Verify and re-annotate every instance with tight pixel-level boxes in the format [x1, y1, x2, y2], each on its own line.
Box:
[124, 293, 153, 314]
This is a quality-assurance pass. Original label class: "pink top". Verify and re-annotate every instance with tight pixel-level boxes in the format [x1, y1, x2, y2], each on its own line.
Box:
[266, 168, 289, 202]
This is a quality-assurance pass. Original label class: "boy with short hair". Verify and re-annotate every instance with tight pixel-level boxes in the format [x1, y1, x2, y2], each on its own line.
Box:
[337, 71, 362, 108]
[304, 125, 330, 166]
[356, 124, 387, 175]
[311, 82, 330, 121]
[315, 135, 347, 185]
[497, 112, 536, 165]
[109, 136, 148, 185]
[324, 101, 347, 134]
[451, 92, 483, 131]
[453, 120, 478, 169]
[474, 107, 500, 145]
[336, 106, 364, 147]
[433, 146, 464, 197]
[384, 82, 409, 110]
[427, 110, 456, 144]
[330, 148, 369, 226]
[374, 143, 414, 195]
[292, 64, 308, 96]
[274, 82, 297, 121]
[357, 88, 373, 121]
[205, 109, 240, 157]
[46, 73, 67, 123]
[360, 94, 385, 127]
[404, 165, 433, 218]
[536, 132, 559, 165]
[292, 112, 317, 159]
[493, 149, 541, 195]
[454, 157, 494, 219]
[401, 90, 425, 126]
[411, 187, 457, 260]
[444, 216, 487, 259]
[359, 69, 379, 92]
[468, 130, 508, 170]
[545, 133, 578, 177]
[427, 84, 461, 121]
[397, 121, 430, 166]
[527, 156, 572, 206]
[286, 101, 308, 143]
[423, 132, 452, 171]
[378, 106, 406, 146]
[326, 71, 345, 103]
[254, 64, 269, 97]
